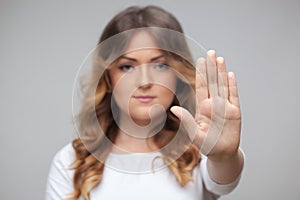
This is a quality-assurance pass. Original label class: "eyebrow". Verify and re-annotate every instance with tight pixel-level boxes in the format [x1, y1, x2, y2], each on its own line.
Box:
[119, 54, 165, 62]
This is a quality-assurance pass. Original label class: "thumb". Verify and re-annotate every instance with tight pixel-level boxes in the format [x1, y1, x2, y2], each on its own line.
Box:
[170, 106, 193, 124]
[170, 106, 203, 147]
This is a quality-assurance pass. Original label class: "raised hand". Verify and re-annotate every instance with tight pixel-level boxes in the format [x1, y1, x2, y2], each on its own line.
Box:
[170, 50, 243, 183]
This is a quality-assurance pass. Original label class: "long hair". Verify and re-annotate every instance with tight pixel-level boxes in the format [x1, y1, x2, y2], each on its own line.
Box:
[70, 5, 200, 200]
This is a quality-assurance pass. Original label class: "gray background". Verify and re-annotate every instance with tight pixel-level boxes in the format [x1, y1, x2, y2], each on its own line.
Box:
[1, 0, 299, 199]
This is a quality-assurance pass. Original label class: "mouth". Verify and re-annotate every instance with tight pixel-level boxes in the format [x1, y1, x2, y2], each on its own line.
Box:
[133, 95, 156, 103]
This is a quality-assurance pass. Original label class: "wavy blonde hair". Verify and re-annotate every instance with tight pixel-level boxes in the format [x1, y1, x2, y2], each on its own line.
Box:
[69, 5, 201, 200]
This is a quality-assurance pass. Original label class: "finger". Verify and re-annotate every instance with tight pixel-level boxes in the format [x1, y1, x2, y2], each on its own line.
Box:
[206, 50, 218, 98]
[216, 57, 229, 99]
[228, 72, 240, 107]
[170, 106, 205, 146]
[196, 57, 208, 102]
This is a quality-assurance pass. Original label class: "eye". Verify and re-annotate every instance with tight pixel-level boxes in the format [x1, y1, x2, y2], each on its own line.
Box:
[118, 64, 134, 72]
[153, 63, 169, 71]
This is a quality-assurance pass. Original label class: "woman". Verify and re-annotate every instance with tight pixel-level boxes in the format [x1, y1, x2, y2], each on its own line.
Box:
[45, 5, 244, 200]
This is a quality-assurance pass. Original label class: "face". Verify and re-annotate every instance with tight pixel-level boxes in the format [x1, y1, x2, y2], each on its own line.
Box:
[108, 31, 177, 125]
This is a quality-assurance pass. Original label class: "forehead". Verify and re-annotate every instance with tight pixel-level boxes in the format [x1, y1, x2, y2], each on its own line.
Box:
[125, 30, 158, 52]
[122, 31, 166, 61]
[121, 48, 164, 61]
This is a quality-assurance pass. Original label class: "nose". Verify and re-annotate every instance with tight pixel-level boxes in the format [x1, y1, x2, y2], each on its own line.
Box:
[135, 65, 153, 89]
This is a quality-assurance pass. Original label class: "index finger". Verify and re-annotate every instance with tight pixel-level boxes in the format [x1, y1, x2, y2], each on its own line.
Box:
[196, 57, 208, 103]
[206, 50, 218, 98]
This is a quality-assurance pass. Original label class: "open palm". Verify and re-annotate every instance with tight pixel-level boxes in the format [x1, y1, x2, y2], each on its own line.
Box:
[171, 50, 241, 159]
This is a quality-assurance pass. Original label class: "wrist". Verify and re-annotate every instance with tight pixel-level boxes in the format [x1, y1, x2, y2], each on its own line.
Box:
[206, 148, 244, 184]
[207, 148, 242, 164]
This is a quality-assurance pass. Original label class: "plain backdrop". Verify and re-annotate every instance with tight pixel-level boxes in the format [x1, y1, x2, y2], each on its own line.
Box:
[1, 0, 300, 199]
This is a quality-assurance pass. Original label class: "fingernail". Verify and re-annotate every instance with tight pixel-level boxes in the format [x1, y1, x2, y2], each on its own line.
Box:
[207, 50, 216, 56]
[217, 57, 224, 63]
[197, 57, 205, 64]
[228, 72, 234, 77]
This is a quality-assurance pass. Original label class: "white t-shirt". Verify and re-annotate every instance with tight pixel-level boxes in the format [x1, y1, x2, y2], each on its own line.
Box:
[45, 143, 243, 200]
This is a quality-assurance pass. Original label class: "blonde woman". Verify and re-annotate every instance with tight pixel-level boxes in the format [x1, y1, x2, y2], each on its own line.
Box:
[45, 5, 244, 200]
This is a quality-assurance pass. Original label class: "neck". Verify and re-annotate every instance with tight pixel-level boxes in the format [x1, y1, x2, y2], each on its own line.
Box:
[112, 129, 159, 153]
[116, 112, 165, 139]
[112, 113, 164, 153]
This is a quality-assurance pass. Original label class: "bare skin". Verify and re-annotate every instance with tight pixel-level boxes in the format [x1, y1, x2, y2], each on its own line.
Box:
[110, 31, 243, 185]
[170, 50, 244, 184]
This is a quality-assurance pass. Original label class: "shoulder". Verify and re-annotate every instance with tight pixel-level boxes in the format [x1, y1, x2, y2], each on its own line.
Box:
[47, 142, 77, 178]
[51, 143, 76, 168]
[45, 143, 76, 199]
[47, 142, 77, 182]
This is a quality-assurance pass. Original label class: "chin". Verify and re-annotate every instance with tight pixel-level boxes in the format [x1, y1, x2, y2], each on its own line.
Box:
[130, 108, 166, 126]
[134, 105, 165, 116]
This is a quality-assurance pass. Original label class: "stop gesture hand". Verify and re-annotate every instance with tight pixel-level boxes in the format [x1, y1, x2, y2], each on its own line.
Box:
[171, 50, 244, 184]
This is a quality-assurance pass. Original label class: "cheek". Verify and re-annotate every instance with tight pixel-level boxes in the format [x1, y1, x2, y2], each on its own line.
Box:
[165, 91, 175, 105]
[109, 72, 135, 111]
[169, 76, 177, 92]
[162, 74, 177, 93]
[112, 83, 131, 108]
[109, 71, 120, 88]
[165, 76, 177, 106]
[155, 75, 177, 108]
[153, 71, 177, 92]
[157, 86, 176, 109]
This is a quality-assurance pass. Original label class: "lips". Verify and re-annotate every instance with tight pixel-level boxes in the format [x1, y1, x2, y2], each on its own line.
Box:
[133, 95, 156, 103]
